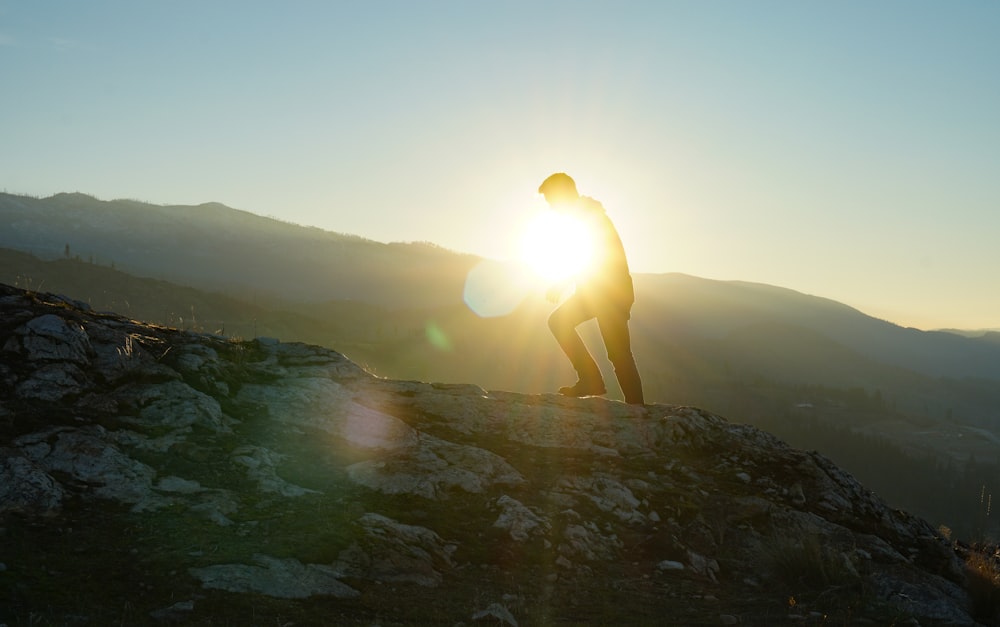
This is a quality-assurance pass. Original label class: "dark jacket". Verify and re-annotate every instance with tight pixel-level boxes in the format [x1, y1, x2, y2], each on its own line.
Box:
[574, 197, 634, 313]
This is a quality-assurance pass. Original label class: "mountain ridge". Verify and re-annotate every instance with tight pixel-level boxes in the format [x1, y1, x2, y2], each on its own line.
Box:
[4, 191, 1000, 382]
[1, 191, 476, 307]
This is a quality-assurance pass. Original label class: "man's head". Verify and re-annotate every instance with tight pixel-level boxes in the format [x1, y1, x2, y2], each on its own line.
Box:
[538, 172, 579, 207]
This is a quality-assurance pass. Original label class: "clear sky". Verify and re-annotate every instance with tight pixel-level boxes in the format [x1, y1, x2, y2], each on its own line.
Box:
[2, 1, 998, 330]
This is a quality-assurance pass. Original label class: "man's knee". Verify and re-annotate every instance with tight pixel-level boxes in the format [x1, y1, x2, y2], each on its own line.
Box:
[548, 306, 577, 335]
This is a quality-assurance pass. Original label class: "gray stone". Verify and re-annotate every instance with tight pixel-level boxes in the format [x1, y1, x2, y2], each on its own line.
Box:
[237, 376, 418, 450]
[493, 495, 549, 541]
[188, 490, 240, 526]
[173, 344, 220, 374]
[472, 602, 518, 626]
[0, 449, 65, 516]
[190, 554, 359, 599]
[656, 560, 685, 571]
[15, 362, 87, 401]
[231, 445, 319, 497]
[345, 433, 524, 500]
[20, 314, 92, 364]
[118, 381, 231, 432]
[557, 522, 622, 562]
[334, 513, 455, 587]
[557, 474, 645, 523]
[16, 427, 159, 506]
[149, 600, 194, 623]
[155, 476, 204, 494]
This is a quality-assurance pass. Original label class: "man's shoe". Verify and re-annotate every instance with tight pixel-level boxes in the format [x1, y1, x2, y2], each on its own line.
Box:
[558, 380, 607, 397]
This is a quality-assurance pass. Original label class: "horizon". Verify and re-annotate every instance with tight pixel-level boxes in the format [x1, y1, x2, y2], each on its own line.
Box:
[3, 188, 999, 335]
[2, 2, 998, 330]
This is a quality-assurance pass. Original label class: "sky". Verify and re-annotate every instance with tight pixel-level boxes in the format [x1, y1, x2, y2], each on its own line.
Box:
[2, 1, 998, 330]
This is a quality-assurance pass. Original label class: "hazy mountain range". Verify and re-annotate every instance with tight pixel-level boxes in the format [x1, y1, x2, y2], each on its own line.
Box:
[1, 191, 475, 308]
[3, 192, 1000, 475]
[4, 191, 1000, 372]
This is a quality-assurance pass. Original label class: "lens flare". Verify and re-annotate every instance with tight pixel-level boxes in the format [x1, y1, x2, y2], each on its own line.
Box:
[425, 321, 453, 351]
[463, 259, 533, 318]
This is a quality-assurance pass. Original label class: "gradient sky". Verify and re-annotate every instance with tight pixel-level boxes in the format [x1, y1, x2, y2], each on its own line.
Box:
[2, 1, 998, 330]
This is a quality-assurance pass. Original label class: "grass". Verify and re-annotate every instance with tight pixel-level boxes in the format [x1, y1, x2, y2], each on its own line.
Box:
[964, 544, 1000, 623]
[754, 533, 881, 624]
[764, 534, 859, 590]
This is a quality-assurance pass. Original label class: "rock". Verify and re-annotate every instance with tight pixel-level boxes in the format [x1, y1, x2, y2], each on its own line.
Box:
[154, 476, 204, 494]
[189, 554, 359, 599]
[110, 428, 190, 454]
[15, 427, 160, 508]
[15, 362, 88, 401]
[558, 522, 623, 562]
[172, 344, 219, 375]
[334, 513, 456, 587]
[237, 376, 419, 449]
[656, 560, 685, 571]
[231, 445, 319, 497]
[870, 572, 974, 625]
[188, 490, 240, 526]
[149, 599, 194, 623]
[493, 495, 549, 541]
[687, 550, 720, 583]
[18, 314, 92, 364]
[117, 380, 231, 432]
[0, 449, 65, 516]
[471, 602, 518, 626]
[345, 433, 525, 500]
[557, 474, 645, 523]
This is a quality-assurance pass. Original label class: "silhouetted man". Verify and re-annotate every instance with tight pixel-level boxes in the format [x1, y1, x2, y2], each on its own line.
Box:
[539, 172, 644, 405]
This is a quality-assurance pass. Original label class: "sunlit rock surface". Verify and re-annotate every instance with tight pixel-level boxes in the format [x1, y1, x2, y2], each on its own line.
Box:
[0, 284, 992, 625]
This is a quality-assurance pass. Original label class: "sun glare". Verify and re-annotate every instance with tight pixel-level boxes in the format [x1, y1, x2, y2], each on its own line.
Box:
[519, 210, 595, 283]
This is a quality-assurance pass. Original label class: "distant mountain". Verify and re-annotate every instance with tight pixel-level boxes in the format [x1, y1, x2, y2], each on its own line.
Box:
[0, 192, 477, 307]
[633, 273, 1000, 381]
[941, 328, 1000, 345]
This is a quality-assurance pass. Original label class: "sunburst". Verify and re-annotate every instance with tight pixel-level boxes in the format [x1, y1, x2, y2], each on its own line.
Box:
[519, 210, 595, 283]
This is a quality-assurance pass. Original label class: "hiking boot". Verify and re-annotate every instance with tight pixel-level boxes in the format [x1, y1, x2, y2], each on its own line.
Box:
[558, 379, 607, 398]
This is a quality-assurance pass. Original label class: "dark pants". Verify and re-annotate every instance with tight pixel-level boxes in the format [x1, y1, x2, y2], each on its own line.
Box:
[548, 291, 644, 405]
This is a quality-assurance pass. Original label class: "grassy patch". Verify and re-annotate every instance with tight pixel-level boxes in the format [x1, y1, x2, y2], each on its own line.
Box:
[965, 546, 1000, 623]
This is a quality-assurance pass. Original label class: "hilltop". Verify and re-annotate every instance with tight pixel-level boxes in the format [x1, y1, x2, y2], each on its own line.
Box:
[2, 283, 997, 625]
[5, 192, 1000, 541]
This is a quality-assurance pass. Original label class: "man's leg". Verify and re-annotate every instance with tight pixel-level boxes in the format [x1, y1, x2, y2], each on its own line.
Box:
[548, 293, 605, 396]
[597, 310, 644, 405]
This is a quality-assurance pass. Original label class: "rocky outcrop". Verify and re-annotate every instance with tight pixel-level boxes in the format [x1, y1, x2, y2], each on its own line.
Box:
[0, 284, 993, 626]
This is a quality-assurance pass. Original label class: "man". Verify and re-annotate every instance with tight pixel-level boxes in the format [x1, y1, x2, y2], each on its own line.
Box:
[539, 172, 644, 405]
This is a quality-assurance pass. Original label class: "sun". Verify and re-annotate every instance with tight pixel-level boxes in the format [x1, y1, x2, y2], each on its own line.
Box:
[519, 210, 595, 283]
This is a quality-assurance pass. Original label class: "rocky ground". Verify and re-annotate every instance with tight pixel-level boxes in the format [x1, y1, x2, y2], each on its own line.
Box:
[1, 283, 998, 626]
